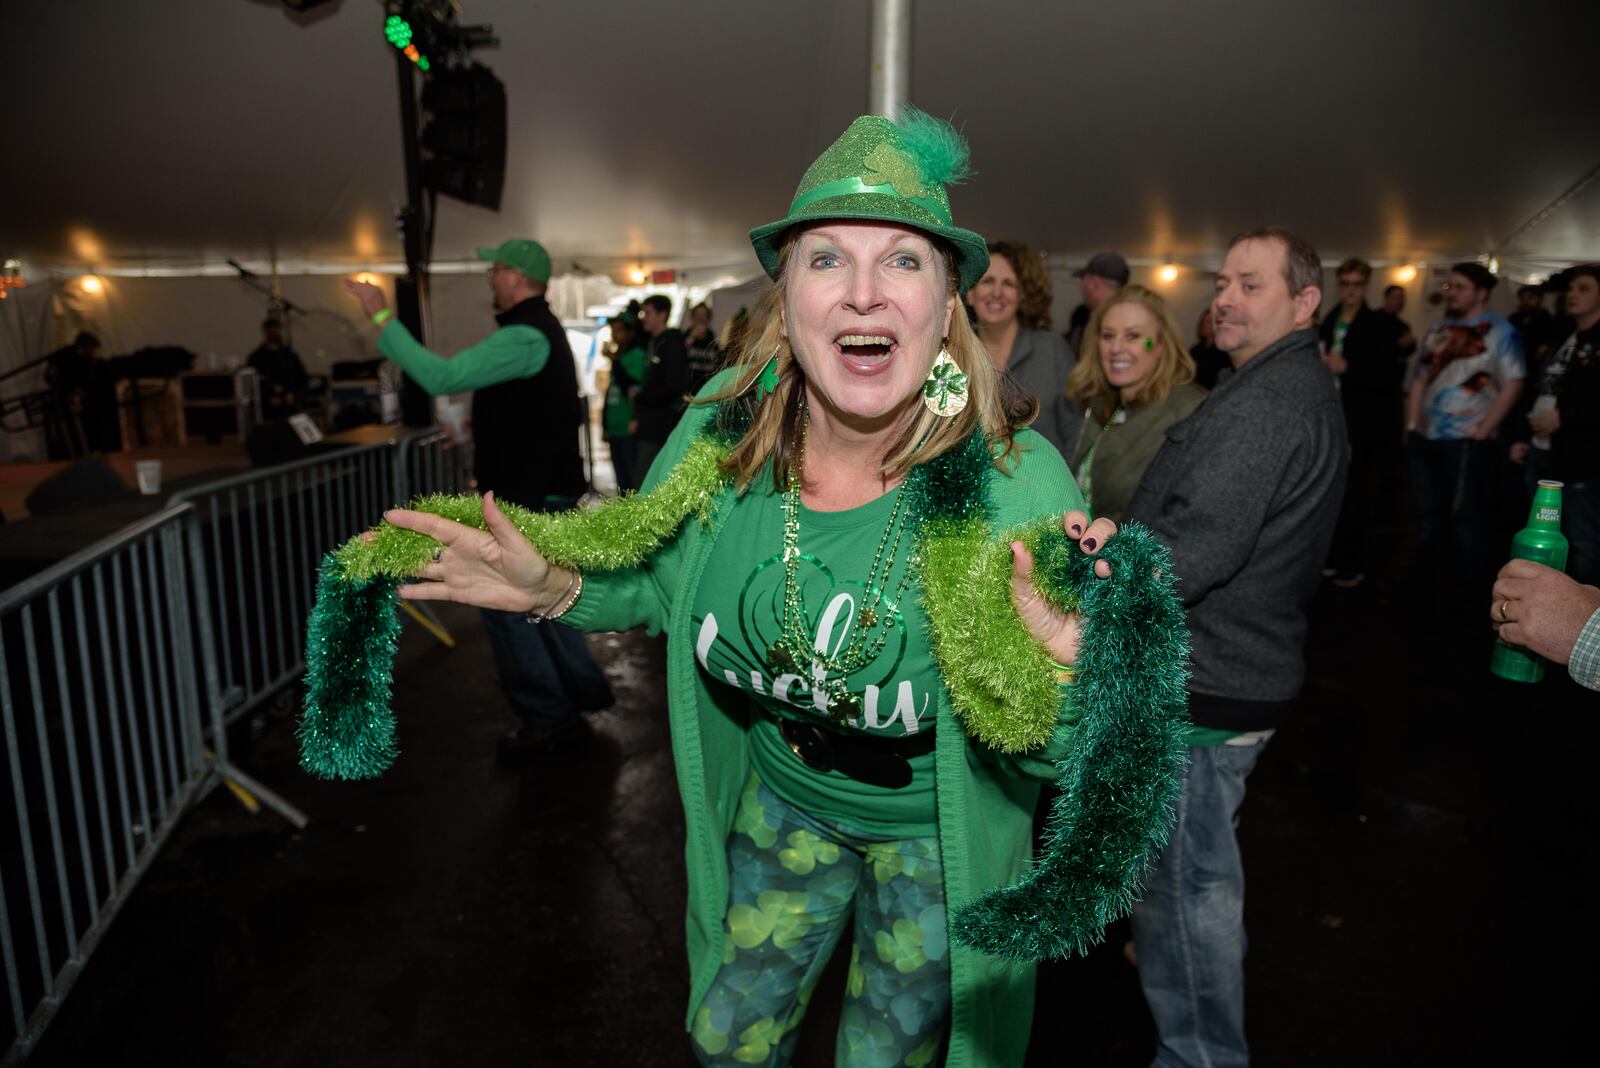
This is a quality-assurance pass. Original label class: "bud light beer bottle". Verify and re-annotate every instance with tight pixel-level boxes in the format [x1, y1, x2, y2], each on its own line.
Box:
[1490, 479, 1570, 682]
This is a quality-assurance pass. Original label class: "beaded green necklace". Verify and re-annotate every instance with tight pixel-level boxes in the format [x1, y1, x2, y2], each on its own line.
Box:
[770, 419, 917, 723]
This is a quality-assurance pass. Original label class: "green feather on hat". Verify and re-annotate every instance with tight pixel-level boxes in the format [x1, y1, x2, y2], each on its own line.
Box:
[749, 107, 989, 292]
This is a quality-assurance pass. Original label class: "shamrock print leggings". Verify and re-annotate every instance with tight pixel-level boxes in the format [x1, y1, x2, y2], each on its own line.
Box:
[691, 775, 949, 1067]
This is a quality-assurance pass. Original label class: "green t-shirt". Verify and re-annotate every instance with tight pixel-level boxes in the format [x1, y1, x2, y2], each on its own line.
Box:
[603, 345, 649, 439]
[691, 478, 939, 836]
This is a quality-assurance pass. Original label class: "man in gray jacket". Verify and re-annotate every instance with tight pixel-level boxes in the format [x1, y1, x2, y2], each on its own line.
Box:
[1125, 226, 1348, 1068]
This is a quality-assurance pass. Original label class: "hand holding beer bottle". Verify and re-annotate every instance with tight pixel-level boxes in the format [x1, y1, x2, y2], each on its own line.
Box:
[1490, 480, 1569, 682]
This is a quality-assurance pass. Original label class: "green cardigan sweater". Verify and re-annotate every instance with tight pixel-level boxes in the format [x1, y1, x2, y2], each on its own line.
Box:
[563, 400, 1087, 1066]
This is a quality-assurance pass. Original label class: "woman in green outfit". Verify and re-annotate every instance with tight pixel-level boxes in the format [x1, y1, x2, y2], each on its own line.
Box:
[378, 113, 1172, 1066]
[602, 308, 650, 492]
[1067, 285, 1205, 522]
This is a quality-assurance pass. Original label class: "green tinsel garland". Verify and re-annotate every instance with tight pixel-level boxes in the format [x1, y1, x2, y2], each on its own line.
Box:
[298, 434, 736, 780]
[298, 557, 402, 780]
[949, 522, 1189, 960]
[298, 406, 1189, 963]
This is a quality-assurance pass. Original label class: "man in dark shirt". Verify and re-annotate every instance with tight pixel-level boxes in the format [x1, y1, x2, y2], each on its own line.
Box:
[1512, 264, 1600, 584]
[633, 293, 690, 480]
[1318, 258, 1415, 585]
[345, 238, 613, 762]
[1509, 284, 1558, 364]
[1063, 250, 1129, 357]
[246, 318, 309, 420]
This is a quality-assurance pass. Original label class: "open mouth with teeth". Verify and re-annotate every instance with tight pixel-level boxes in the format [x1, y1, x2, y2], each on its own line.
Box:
[835, 333, 897, 368]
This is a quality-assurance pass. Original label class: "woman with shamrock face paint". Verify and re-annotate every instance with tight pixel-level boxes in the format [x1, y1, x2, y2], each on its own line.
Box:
[1067, 285, 1206, 522]
[311, 110, 1188, 1066]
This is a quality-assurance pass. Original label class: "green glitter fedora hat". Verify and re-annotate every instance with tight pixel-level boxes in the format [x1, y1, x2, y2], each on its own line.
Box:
[748, 109, 989, 293]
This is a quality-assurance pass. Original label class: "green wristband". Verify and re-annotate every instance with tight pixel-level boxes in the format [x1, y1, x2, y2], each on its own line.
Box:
[1050, 660, 1077, 686]
[371, 308, 393, 327]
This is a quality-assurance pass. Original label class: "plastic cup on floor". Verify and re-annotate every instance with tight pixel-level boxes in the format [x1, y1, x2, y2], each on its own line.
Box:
[135, 460, 162, 495]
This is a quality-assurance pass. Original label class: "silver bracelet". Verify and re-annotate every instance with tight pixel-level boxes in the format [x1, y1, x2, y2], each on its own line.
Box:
[524, 570, 581, 623]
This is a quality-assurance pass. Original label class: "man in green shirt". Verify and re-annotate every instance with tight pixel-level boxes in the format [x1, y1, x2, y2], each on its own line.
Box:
[345, 239, 612, 762]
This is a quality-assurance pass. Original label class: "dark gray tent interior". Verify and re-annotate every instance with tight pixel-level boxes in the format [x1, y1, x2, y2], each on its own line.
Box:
[5, 0, 1599, 276]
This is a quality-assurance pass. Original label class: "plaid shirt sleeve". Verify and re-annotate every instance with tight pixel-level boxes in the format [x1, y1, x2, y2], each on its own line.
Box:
[1568, 608, 1600, 692]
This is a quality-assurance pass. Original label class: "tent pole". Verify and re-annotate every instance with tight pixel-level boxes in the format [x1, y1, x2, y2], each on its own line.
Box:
[869, 0, 911, 117]
[394, 53, 433, 428]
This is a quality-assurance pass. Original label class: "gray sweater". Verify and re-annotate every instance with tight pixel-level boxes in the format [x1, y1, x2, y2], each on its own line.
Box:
[1001, 327, 1080, 459]
[1125, 329, 1348, 726]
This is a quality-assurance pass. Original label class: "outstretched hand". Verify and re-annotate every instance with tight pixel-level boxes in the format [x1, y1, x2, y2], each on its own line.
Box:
[343, 278, 388, 320]
[382, 491, 569, 613]
[1010, 509, 1117, 666]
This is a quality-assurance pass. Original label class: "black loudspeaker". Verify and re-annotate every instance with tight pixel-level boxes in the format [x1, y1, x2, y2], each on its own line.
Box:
[246, 422, 312, 468]
[25, 456, 136, 515]
[421, 63, 506, 210]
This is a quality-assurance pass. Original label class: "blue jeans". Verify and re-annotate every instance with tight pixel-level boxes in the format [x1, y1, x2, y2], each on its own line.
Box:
[1408, 435, 1500, 596]
[1131, 739, 1266, 1068]
[479, 609, 612, 728]
[478, 494, 613, 728]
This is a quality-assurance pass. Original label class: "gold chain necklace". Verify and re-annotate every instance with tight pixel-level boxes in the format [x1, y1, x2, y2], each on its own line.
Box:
[768, 419, 918, 724]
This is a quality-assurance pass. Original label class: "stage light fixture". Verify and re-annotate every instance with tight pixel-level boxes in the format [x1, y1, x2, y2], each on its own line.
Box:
[384, 13, 431, 71]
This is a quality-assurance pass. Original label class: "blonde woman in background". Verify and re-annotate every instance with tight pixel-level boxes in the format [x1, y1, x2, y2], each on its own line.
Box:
[1067, 285, 1204, 521]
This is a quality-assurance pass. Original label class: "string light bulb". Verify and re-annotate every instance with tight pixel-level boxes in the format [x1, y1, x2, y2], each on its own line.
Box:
[1394, 264, 1418, 284]
[1156, 264, 1179, 284]
[79, 275, 103, 295]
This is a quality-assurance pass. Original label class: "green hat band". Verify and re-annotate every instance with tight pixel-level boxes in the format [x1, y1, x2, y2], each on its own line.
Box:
[788, 176, 951, 226]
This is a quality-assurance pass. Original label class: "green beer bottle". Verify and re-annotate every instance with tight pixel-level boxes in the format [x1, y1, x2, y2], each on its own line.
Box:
[1490, 479, 1570, 682]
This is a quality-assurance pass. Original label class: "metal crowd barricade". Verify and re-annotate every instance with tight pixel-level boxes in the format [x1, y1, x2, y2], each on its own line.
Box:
[392, 427, 472, 507]
[1, 506, 208, 1062]
[1, 426, 471, 1062]
[169, 439, 400, 736]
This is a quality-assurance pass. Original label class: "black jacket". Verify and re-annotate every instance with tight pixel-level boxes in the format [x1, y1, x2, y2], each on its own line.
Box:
[1318, 304, 1410, 439]
[635, 327, 689, 444]
[472, 296, 585, 508]
[1127, 329, 1349, 728]
[1542, 324, 1600, 484]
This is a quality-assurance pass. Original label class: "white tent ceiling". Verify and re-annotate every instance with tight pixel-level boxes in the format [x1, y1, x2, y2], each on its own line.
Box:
[5, 0, 1600, 283]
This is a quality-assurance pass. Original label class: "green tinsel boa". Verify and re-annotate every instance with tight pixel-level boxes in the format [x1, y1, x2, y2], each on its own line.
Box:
[298, 408, 1188, 962]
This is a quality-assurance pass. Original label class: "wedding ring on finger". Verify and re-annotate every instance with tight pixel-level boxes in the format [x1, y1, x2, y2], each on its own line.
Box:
[1497, 599, 1510, 623]
[431, 546, 444, 564]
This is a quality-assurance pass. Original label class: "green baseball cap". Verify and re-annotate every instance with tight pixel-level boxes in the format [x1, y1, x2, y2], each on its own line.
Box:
[475, 238, 552, 283]
[749, 109, 989, 293]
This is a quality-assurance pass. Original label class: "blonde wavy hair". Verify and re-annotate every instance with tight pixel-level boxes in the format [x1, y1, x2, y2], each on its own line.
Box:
[703, 229, 1033, 491]
[1065, 284, 1197, 424]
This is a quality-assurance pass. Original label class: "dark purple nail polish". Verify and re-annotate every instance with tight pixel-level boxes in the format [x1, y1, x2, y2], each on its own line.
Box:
[1082, 537, 1097, 551]
[1070, 522, 1083, 535]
